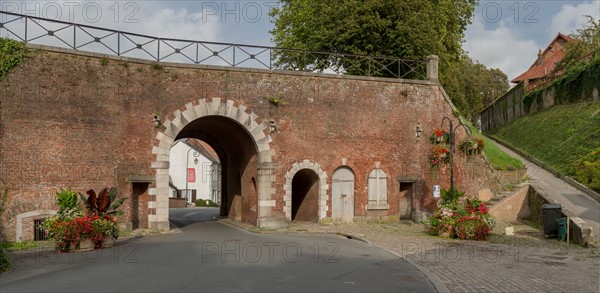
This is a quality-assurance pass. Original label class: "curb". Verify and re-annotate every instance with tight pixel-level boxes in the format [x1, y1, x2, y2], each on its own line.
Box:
[488, 135, 600, 203]
[5, 230, 173, 260]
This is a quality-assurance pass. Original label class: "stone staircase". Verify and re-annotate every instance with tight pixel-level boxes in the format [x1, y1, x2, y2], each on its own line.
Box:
[486, 190, 515, 208]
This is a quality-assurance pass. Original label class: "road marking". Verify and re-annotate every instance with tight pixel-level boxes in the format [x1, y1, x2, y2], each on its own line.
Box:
[184, 211, 204, 217]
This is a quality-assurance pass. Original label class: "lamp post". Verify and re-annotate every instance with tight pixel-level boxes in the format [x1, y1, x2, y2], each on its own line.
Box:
[440, 117, 472, 193]
[185, 148, 199, 202]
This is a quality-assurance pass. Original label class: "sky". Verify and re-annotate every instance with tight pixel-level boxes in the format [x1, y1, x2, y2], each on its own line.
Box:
[1, 1, 599, 81]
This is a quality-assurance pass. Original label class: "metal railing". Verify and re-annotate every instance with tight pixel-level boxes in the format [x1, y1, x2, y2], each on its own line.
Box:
[0, 11, 427, 79]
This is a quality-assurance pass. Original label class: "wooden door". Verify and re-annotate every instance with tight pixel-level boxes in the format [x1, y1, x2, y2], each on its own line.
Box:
[332, 168, 355, 222]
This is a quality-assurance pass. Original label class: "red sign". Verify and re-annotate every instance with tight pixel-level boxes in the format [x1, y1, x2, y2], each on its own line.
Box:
[187, 168, 196, 182]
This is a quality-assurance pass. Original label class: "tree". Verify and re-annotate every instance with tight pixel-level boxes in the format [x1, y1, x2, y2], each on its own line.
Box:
[555, 15, 600, 73]
[269, 0, 477, 79]
[269, 0, 508, 120]
[444, 54, 509, 120]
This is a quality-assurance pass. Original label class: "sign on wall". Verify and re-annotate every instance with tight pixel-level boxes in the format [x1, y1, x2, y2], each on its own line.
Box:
[187, 168, 196, 182]
[433, 185, 441, 198]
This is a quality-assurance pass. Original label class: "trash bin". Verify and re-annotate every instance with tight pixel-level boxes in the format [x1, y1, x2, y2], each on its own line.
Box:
[556, 217, 567, 241]
[541, 203, 561, 238]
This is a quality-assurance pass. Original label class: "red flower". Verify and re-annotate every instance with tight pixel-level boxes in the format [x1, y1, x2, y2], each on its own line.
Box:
[434, 127, 446, 137]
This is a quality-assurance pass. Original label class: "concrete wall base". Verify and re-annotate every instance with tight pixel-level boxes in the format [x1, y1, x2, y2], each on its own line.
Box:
[258, 217, 289, 229]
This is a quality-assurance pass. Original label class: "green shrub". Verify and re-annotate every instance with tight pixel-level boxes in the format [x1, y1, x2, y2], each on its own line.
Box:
[0, 37, 27, 79]
[195, 199, 219, 207]
[440, 187, 464, 205]
[572, 147, 600, 193]
[0, 247, 11, 273]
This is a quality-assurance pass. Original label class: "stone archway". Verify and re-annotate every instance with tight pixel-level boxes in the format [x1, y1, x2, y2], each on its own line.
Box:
[149, 98, 277, 230]
[283, 160, 328, 221]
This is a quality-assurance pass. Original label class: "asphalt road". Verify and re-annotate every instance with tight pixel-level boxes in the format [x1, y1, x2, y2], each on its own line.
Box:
[1, 208, 437, 292]
[493, 142, 600, 242]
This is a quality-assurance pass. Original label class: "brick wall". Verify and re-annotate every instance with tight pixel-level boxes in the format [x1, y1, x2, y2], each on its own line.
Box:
[0, 47, 498, 240]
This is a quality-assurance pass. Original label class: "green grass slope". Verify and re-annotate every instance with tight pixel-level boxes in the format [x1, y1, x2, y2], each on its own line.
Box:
[489, 101, 600, 190]
[464, 122, 523, 170]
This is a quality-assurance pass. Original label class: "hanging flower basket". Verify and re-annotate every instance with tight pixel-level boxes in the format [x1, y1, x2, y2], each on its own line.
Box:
[459, 137, 484, 158]
[430, 127, 450, 144]
[429, 144, 451, 169]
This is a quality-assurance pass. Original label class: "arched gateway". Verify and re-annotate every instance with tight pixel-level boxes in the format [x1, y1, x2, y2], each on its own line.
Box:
[149, 98, 278, 230]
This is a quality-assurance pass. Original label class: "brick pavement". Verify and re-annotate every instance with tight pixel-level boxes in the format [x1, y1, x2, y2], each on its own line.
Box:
[231, 220, 600, 293]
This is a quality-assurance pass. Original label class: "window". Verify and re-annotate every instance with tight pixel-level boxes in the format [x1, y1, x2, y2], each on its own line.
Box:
[34, 219, 48, 241]
[368, 168, 389, 209]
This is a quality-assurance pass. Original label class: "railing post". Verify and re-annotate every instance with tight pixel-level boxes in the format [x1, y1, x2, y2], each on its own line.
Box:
[24, 15, 27, 42]
[426, 55, 439, 82]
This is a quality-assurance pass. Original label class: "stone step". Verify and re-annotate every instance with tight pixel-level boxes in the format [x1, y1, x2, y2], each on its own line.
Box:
[486, 191, 515, 207]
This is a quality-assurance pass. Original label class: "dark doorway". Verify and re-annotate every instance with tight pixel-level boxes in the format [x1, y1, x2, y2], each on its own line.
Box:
[291, 169, 320, 222]
[398, 182, 414, 220]
[132, 182, 149, 229]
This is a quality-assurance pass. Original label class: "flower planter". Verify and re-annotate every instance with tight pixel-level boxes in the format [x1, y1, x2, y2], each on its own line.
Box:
[101, 237, 115, 248]
[70, 239, 95, 252]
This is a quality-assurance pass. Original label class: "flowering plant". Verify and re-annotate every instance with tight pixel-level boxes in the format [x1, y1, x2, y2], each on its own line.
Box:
[429, 188, 495, 240]
[43, 187, 123, 252]
[430, 127, 449, 144]
[429, 145, 450, 168]
[44, 212, 118, 251]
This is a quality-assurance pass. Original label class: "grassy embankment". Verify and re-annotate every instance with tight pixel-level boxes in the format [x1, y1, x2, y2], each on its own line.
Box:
[463, 121, 524, 170]
[488, 102, 600, 192]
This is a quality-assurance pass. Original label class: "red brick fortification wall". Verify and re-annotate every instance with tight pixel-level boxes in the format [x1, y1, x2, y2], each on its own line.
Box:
[0, 46, 496, 241]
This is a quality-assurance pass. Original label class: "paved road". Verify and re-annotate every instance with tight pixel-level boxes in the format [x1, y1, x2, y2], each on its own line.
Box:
[1, 208, 437, 292]
[493, 142, 600, 242]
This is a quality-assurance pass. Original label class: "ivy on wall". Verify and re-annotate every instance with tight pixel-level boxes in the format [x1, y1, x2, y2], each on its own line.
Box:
[522, 88, 543, 113]
[522, 57, 600, 113]
[0, 38, 27, 80]
[554, 57, 600, 104]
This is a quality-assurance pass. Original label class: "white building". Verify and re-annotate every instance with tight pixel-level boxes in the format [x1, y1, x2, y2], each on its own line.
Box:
[168, 139, 221, 204]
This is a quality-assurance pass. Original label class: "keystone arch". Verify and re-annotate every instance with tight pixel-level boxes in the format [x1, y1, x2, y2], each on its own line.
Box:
[149, 98, 276, 230]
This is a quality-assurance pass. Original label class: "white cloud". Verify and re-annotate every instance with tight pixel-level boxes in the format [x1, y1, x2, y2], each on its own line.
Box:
[114, 6, 220, 42]
[1, 1, 222, 63]
[549, 1, 600, 37]
[1, 1, 221, 41]
[463, 17, 540, 81]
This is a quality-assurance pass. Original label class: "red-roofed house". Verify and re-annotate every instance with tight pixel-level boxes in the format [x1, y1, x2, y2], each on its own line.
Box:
[512, 33, 573, 91]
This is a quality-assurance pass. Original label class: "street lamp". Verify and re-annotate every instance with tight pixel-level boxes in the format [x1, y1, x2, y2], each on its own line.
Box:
[440, 117, 472, 193]
[185, 148, 199, 202]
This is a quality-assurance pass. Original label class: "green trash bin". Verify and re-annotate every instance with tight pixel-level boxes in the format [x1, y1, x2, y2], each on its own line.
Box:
[556, 217, 567, 241]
